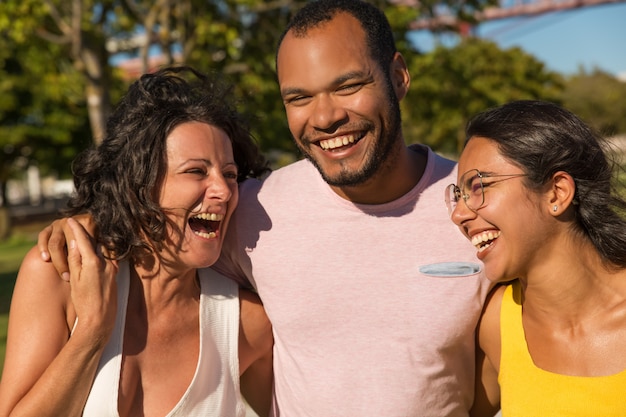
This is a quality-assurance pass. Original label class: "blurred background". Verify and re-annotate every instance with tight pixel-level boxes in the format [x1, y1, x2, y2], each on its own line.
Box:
[1, 0, 626, 239]
[1, 0, 626, 384]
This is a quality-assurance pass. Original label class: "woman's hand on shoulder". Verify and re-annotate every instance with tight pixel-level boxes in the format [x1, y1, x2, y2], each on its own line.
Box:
[37, 213, 97, 282]
[65, 218, 118, 344]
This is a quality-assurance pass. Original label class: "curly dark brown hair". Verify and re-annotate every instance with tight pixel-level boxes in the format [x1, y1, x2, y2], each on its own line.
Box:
[64, 66, 270, 260]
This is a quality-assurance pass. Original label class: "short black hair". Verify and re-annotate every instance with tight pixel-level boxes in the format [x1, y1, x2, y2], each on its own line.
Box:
[276, 0, 397, 75]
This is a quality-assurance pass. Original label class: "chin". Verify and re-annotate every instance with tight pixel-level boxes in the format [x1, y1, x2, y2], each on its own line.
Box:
[179, 245, 221, 269]
[483, 264, 506, 283]
[186, 258, 219, 270]
[197, 252, 221, 268]
[484, 268, 517, 284]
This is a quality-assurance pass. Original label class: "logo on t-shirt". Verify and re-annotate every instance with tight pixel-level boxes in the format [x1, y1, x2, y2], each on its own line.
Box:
[419, 262, 482, 277]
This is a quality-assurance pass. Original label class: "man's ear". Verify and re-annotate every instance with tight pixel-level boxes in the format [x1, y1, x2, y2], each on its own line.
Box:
[390, 52, 410, 101]
[546, 171, 576, 216]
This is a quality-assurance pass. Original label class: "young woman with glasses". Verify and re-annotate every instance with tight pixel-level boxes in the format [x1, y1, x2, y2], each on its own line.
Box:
[448, 100, 626, 416]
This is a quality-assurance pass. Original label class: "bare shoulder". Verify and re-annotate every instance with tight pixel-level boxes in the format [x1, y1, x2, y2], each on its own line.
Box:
[12, 246, 74, 327]
[238, 289, 272, 366]
[481, 284, 506, 324]
[477, 284, 507, 372]
[238, 291, 273, 416]
[16, 246, 71, 293]
[239, 289, 272, 346]
[0, 246, 74, 405]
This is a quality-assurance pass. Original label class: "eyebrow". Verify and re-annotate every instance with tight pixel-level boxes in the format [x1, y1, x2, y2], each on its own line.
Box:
[178, 159, 238, 168]
[180, 158, 212, 167]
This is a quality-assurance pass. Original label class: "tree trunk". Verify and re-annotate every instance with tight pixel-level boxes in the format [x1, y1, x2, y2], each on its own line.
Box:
[0, 206, 11, 241]
[80, 45, 112, 145]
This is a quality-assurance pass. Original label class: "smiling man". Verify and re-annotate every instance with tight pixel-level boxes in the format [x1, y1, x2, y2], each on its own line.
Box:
[213, 1, 491, 415]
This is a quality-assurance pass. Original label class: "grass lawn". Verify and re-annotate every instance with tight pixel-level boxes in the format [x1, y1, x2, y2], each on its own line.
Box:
[0, 223, 47, 374]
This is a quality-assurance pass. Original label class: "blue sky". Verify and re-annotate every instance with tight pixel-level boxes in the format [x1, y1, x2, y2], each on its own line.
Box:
[408, 2, 626, 80]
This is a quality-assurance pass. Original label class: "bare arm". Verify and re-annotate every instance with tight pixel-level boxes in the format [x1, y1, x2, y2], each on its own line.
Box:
[0, 219, 117, 417]
[471, 345, 500, 417]
[239, 289, 273, 417]
[470, 286, 504, 417]
[37, 214, 96, 282]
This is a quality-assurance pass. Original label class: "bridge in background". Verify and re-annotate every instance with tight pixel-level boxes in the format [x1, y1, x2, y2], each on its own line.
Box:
[392, 0, 626, 31]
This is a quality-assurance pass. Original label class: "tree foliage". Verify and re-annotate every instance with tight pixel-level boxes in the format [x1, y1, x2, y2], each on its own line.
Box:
[4, 0, 609, 196]
[401, 37, 564, 156]
[560, 69, 626, 137]
[1, 0, 499, 162]
[0, 22, 91, 206]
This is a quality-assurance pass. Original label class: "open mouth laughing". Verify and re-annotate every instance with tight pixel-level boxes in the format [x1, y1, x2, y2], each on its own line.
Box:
[318, 133, 364, 150]
[471, 230, 501, 253]
[188, 212, 223, 239]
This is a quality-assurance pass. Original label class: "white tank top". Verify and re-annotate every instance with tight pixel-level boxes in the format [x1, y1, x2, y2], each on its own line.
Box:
[82, 261, 245, 416]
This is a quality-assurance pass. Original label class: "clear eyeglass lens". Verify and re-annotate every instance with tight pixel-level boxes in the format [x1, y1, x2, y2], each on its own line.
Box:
[461, 169, 484, 210]
[445, 184, 458, 215]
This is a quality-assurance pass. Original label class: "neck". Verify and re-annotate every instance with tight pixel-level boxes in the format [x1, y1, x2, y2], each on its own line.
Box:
[332, 144, 427, 205]
[130, 256, 200, 312]
[520, 238, 626, 326]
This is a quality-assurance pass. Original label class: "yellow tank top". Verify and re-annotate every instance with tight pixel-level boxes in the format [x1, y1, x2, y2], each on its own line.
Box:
[499, 281, 626, 416]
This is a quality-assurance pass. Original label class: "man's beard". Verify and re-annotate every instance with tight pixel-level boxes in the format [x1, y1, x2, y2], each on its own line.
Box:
[298, 97, 402, 188]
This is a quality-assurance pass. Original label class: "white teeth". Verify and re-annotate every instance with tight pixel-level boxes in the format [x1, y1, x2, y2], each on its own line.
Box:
[471, 231, 501, 251]
[193, 230, 217, 239]
[190, 213, 222, 239]
[319, 135, 356, 150]
[193, 213, 224, 221]
[477, 243, 491, 253]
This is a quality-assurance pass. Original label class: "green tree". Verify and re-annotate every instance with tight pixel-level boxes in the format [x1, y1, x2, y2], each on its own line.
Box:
[0, 32, 90, 199]
[0, 0, 176, 144]
[1, 0, 498, 162]
[0, 34, 90, 237]
[402, 38, 564, 156]
[560, 69, 626, 137]
[0, 0, 118, 143]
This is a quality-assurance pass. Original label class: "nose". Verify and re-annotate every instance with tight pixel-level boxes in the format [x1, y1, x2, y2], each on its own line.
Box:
[450, 199, 476, 227]
[311, 94, 348, 132]
[205, 173, 233, 203]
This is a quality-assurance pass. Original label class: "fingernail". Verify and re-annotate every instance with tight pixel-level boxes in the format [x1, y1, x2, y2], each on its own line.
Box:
[70, 240, 76, 249]
[40, 251, 50, 261]
[62, 272, 70, 282]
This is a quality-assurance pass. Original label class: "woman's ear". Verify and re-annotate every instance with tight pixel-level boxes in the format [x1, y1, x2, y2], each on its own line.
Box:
[546, 171, 576, 216]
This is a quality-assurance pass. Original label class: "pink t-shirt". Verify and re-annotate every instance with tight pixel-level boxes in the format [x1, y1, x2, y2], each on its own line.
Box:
[214, 145, 490, 416]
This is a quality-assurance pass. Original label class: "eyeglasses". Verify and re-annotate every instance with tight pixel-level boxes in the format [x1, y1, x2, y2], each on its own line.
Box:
[445, 169, 527, 216]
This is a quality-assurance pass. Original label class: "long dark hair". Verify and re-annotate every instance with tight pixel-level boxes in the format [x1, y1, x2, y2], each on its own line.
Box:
[466, 99, 626, 268]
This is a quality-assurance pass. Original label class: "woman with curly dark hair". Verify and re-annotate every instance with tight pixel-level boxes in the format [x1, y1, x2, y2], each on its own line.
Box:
[0, 66, 273, 417]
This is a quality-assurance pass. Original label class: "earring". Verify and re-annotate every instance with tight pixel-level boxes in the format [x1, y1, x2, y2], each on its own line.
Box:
[553, 205, 558, 212]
